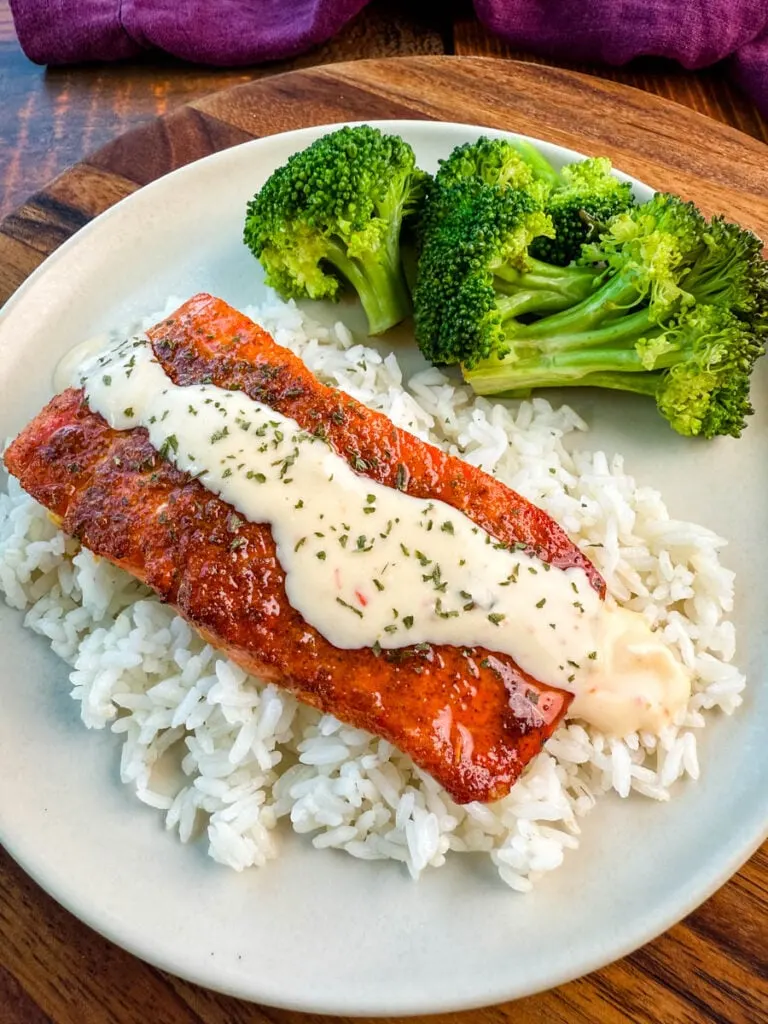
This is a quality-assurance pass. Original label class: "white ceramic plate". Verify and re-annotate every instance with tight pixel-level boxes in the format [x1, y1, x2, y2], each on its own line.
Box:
[0, 121, 766, 1015]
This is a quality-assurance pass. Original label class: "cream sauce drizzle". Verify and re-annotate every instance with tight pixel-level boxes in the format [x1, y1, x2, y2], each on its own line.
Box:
[73, 332, 691, 737]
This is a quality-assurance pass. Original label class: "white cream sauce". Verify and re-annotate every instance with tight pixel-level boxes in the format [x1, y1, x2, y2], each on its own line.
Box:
[53, 333, 111, 393]
[72, 333, 691, 737]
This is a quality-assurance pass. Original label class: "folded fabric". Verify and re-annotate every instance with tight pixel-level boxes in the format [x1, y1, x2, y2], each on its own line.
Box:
[9, 0, 768, 119]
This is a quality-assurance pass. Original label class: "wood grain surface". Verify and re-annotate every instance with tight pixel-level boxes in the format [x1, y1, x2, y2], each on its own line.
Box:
[1, 43, 767, 1024]
[1, 0, 767, 222]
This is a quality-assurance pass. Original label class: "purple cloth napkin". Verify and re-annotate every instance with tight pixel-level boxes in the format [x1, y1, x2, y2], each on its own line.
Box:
[9, 0, 768, 119]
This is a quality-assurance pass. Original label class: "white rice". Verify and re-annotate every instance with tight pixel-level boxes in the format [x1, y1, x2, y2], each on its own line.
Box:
[0, 297, 745, 890]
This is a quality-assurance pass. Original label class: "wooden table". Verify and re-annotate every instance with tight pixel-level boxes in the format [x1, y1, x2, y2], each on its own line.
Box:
[1, 4, 767, 1022]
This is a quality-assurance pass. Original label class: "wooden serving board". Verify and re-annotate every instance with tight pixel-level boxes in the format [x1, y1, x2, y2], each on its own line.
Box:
[1, 56, 766, 1024]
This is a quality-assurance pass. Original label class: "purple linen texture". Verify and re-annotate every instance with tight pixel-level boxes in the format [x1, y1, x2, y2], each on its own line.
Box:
[9, 0, 768, 117]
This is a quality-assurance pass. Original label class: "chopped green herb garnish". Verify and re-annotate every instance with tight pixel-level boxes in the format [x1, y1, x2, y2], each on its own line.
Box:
[435, 598, 459, 619]
[336, 597, 363, 618]
[158, 434, 179, 460]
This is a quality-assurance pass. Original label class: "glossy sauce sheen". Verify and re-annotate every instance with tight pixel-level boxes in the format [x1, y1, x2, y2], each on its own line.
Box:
[4, 296, 608, 804]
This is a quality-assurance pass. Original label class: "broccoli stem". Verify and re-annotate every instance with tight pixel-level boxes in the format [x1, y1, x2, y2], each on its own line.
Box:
[510, 270, 647, 339]
[562, 371, 663, 395]
[505, 307, 654, 353]
[465, 344, 654, 394]
[323, 238, 411, 335]
[496, 290, 579, 319]
[464, 303, 667, 395]
[493, 258, 600, 318]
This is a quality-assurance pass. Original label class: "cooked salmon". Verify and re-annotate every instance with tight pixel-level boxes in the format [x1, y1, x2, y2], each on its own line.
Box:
[4, 294, 605, 803]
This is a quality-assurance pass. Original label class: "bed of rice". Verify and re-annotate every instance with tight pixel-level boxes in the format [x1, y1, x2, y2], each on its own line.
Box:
[0, 297, 746, 891]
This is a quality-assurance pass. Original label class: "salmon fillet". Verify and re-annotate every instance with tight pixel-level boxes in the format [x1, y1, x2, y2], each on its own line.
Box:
[4, 294, 604, 804]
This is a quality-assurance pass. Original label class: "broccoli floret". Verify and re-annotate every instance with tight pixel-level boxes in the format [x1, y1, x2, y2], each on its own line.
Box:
[654, 307, 764, 437]
[434, 137, 548, 201]
[243, 125, 431, 335]
[414, 147, 610, 365]
[414, 140, 637, 364]
[461, 196, 766, 438]
[413, 178, 554, 367]
[680, 216, 768, 321]
[531, 157, 636, 266]
[476, 142, 636, 265]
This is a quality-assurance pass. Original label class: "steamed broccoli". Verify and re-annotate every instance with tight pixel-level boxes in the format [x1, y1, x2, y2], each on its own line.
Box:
[243, 125, 431, 335]
[467, 306, 762, 439]
[530, 156, 636, 266]
[432, 136, 549, 200]
[462, 194, 767, 438]
[412, 177, 555, 367]
[434, 138, 634, 266]
[413, 176, 605, 367]
[413, 139, 641, 366]
[671, 214, 768, 320]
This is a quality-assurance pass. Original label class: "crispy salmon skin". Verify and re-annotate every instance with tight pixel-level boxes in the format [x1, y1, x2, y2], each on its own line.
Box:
[3, 295, 604, 804]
